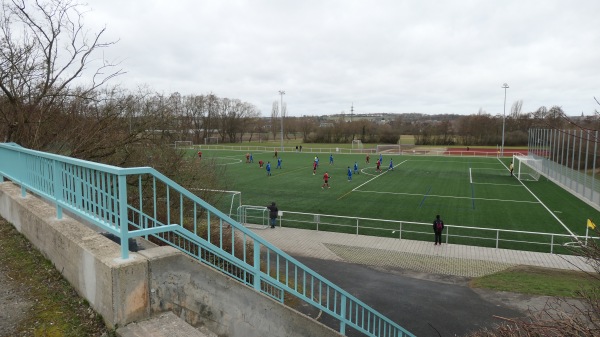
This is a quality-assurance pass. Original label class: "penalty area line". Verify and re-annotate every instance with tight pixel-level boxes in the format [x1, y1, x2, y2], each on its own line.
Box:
[337, 160, 408, 200]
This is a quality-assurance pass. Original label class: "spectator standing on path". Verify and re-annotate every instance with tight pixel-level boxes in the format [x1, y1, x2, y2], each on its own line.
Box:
[509, 162, 514, 176]
[266, 161, 272, 176]
[433, 215, 444, 246]
[267, 202, 278, 228]
[322, 171, 330, 189]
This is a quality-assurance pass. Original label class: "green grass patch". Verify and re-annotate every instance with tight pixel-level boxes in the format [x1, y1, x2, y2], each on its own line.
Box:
[470, 265, 599, 298]
[0, 219, 115, 337]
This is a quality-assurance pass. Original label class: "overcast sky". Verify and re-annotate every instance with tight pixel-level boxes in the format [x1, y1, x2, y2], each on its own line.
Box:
[84, 1, 600, 117]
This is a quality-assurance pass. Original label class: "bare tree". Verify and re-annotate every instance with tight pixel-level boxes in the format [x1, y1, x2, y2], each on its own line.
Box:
[0, 0, 124, 150]
[466, 236, 600, 337]
[511, 100, 523, 118]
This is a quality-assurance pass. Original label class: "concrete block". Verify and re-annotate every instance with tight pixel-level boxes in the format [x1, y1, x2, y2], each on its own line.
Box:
[116, 312, 208, 337]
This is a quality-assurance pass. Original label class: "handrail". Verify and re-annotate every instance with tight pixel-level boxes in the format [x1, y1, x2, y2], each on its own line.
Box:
[0, 143, 414, 337]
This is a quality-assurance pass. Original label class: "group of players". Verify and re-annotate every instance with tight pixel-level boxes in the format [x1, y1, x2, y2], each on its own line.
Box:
[243, 150, 395, 188]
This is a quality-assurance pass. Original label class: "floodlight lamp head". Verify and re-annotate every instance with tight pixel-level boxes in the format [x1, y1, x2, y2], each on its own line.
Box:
[502, 83, 509, 89]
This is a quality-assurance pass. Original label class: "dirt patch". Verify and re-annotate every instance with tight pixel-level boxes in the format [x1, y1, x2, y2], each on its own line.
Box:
[0, 263, 33, 336]
[0, 219, 114, 337]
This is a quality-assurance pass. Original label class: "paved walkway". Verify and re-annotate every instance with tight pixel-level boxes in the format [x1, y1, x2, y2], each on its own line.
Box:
[250, 226, 594, 277]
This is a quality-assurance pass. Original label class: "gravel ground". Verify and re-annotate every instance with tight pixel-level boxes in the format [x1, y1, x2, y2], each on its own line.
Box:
[0, 219, 113, 337]
[0, 265, 33, 337]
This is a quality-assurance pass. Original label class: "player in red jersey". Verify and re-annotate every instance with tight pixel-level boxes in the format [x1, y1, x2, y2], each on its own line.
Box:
[322, 171, 330, 189]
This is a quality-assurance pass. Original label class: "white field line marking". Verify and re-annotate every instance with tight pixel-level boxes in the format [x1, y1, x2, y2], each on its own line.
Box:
[496, 158, 577, 239]
[337, 160, 408, 200]
[354, 189, 540, 204]
[359, 167, 376, 176]
[472, 182, 522, 187]
[214, 157, 243, 165]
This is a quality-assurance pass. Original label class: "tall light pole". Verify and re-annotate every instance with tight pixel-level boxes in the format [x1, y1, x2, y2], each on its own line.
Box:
[278, 90, 285, 151]
[501, 83, 509, 156]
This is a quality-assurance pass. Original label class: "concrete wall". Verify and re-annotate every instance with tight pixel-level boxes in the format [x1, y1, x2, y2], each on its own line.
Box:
[0, 182, 341, 337]
[0, 182, 149, 328]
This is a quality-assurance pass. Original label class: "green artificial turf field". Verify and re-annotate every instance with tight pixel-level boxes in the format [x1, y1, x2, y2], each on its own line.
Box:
[189, 148, 600, 253]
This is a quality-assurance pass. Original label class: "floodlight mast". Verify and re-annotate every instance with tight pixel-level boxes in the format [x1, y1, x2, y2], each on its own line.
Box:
[501, 83, 509, 156]
[279, 90, 285, 151]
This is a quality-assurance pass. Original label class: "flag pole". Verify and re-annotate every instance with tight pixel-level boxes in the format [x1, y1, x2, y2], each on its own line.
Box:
[586, 224, 589, 246]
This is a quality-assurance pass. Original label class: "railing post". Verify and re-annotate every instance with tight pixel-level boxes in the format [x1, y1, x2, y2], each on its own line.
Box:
[445, 226, 448, 244]
[52, 160, 63, 219]
[496, 230, 500, 249]
[399, 222, 402, 240]
[339, 295, 346, 335]
[253, 240, 261, 291]
[356, 218, 359, 235]
[19, 152, 27, 197]
[551, 235, 554, 254]
[118, 174, 129, 259]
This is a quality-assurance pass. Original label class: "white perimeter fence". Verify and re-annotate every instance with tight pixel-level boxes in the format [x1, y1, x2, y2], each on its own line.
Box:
[237, 205, 595, 255]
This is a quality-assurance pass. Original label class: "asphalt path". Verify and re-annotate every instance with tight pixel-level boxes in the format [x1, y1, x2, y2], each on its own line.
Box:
[293, 255, 532, 337]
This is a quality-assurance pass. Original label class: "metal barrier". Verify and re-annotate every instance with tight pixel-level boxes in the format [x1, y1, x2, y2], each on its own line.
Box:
[194, 144, 522, 157]
[238, 206, 587, 254]
[0, 143, 414, 337]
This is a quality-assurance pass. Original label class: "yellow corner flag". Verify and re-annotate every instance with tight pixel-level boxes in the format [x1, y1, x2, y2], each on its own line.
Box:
[587, 219, 596, 230]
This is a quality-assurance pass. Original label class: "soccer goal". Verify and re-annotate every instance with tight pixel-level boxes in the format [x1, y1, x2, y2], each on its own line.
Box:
[376, 144, 401, 154]
[513, 154, 543, 181]
[190, 188, 241, 218]
[352, 139, 363, 150]
[174, 141, 193, 149]
[204, 137, 219, 145]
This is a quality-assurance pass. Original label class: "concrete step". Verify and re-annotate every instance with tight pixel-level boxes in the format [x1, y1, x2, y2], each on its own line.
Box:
[116, 312, 213, 337]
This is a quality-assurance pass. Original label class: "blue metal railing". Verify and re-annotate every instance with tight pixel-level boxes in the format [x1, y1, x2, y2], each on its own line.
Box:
[0, 143, 414, 337]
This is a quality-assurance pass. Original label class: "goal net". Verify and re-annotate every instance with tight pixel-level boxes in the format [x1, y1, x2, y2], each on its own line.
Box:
[174, 141, 193, 149]
[376, 144, 401, 154]
[352, 139, 363, 149]
[513, 155, 542, 181]
[204, 137, 219, 145]
[190, 188, 241, 218]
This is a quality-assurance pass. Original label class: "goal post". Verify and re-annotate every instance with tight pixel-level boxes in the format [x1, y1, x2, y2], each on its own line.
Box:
[204, 137, 219, 145]
[513, 154, 542, 181]
[352, 139, 363, 149]
[190, 188, 241, 219]
[174, 141, 193, 149]
[376, 144, 401, 154]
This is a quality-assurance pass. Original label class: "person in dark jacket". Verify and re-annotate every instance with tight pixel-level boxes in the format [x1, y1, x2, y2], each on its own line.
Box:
[267, 202, 278, 228]
[433, 214, 444, 246]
